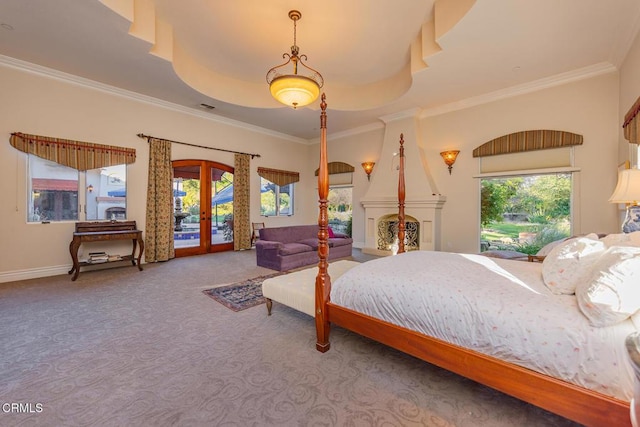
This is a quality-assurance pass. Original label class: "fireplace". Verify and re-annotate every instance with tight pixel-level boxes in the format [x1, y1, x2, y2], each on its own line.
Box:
[377, 214, 419, 251]
[360, 111, 446, 255]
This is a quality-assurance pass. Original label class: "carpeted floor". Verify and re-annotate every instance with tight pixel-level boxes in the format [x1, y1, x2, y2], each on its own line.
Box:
[0, 249, 581, 426]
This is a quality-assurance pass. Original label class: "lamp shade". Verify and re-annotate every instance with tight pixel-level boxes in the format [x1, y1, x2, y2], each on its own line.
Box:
[269, 75, 320, 109]
[609, 168, 640, 203]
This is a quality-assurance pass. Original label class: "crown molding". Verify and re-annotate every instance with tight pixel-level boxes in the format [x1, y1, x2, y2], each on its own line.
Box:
[0, 54, 307, 144]
[419, 62, 617, 119]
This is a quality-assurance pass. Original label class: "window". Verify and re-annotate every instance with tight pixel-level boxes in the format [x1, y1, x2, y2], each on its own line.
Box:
[28, 156, 127, 222]
[260, 177, 294, 216]
[328, 186, 352, 236]
[28, 156, 79, 222]
[86, 164, 127, 220]
[480, 173, 572, 254]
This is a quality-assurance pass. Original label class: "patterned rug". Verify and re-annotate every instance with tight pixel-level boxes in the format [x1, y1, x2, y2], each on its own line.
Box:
[203, 273, 283, 312]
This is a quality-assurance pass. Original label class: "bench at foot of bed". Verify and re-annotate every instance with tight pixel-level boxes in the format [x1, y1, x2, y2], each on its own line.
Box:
[262, 260, 360, 317]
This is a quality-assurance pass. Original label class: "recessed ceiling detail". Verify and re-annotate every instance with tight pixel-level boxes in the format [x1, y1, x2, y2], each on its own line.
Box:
[99, 0, 476, 111]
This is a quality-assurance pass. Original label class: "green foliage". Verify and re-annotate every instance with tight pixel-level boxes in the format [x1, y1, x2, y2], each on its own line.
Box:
[511, 174, 571, 223]
[480, 178, 521, 227]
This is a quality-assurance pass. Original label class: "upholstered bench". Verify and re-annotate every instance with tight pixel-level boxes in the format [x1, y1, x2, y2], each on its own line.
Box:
[262, 260, 360, 317]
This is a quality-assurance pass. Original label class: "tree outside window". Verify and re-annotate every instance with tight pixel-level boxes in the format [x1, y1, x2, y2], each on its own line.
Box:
[260, 177, 294, 216]
[480, 173, 571, 254]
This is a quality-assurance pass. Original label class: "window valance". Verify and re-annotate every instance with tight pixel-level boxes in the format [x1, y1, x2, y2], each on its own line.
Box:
[623, 96, 640, 144]
[10, 132, 136, 171]
[257, 167, 299, 186]
[472, 130, 583, 158]
[314, 161, 355, 176]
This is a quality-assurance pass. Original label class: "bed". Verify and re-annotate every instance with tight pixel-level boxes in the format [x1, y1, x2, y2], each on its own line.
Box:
[312, 94, 637, 427]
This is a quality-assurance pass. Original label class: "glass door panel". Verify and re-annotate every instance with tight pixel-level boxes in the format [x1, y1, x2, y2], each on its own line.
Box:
[173, 160, 234, 257]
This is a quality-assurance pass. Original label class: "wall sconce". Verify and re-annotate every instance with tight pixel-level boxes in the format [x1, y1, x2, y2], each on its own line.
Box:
[609, 168, 640, 233]
[87, 184, 94, 193]
[440, 150, 460, 175]
[361, 162, 375, 181]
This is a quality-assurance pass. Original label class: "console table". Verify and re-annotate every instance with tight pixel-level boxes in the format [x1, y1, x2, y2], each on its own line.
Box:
[69, 220, 144, 281]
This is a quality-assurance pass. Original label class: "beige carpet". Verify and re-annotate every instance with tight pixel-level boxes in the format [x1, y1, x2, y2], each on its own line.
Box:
[0, 249, 580, 426]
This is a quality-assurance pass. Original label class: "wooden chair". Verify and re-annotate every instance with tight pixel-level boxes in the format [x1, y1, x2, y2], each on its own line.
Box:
[251, 222, 265, 246]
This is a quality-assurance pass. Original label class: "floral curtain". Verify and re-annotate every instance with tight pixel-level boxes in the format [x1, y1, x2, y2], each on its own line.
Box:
[234, 154, 251, 250]
[145, 138, 174, 262]
[10, 132, 136, 170]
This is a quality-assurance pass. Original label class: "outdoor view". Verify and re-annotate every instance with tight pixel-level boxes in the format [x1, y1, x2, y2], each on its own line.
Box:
[480, 173, 572, 254]
[328, 187, 353, 236]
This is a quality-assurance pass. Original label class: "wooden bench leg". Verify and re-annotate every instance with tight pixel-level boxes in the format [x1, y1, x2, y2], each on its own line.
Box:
[266, 298, 273, 316]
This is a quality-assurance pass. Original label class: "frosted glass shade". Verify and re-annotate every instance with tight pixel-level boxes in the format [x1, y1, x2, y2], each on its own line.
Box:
[269, 75, 320, 109]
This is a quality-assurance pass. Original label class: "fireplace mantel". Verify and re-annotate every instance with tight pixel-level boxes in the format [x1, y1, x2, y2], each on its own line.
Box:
[361, 196, 445, 255]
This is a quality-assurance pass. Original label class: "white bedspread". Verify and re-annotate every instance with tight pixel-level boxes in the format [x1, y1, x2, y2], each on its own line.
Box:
[330, 250, 637, 401]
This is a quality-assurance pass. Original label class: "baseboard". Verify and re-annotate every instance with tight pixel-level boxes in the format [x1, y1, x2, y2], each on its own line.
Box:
[0, 265, 71, 283]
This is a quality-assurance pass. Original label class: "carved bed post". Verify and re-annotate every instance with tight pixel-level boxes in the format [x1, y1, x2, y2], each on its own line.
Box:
[315, 94, 331, 352]
[397, 134, 406, 254]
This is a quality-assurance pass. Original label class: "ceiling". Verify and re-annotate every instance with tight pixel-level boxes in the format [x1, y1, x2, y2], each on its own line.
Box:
[1, 0, 640, 141]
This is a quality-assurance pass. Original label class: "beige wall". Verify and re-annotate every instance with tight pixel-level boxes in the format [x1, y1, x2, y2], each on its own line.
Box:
[315, 73, 622, 254]
[0, 65, 314, 281]
[3, 36, 637, 281]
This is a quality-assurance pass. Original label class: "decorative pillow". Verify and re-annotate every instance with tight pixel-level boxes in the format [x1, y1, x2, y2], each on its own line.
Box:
[600, 231, 640, 248]
[541, 234, 605, 295]
[576, 246, 640, 327]
[327, 227, 335, 238]
[535, 238, 567, 257]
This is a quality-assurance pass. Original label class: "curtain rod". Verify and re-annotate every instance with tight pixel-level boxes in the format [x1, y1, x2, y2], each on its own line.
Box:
[137, 133, 261, 158]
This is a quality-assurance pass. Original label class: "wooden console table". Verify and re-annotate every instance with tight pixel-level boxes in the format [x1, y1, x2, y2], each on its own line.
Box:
[69, 220, 144, 281]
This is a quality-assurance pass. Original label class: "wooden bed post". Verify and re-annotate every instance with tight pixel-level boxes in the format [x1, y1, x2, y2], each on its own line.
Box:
[397, 134, 406, 254]
[315, 94, 331, 353]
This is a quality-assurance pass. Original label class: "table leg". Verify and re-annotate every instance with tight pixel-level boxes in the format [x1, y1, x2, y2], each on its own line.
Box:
[133, 235, 144, 271]
[68, 237, 81, 281]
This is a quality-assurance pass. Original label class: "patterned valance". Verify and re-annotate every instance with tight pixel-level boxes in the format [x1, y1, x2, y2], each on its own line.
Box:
[10, 132, 136, 171]
[314, 161, 355, 176]
[623, 96, 640, 144]
[257, 167, 299, 187]
[472, 130, 583, 158]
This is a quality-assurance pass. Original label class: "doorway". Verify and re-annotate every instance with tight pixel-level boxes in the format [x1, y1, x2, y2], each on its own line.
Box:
[173, 160, 234, 257]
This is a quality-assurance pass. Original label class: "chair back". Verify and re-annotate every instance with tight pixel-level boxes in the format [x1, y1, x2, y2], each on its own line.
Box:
[251, 222, 265, 245]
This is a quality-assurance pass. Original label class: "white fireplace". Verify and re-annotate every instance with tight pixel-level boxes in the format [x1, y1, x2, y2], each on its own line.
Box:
[361, 110, 445, 255]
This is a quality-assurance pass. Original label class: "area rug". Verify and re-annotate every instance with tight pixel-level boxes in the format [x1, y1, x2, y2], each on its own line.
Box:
[203, 273, 284, 312]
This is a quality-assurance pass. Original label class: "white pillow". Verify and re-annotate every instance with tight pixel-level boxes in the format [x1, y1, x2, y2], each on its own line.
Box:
[535, 238, 567, 257]
[541, 234, 605, 295]
[600, 231, 640, 248]
[576, 246, 640, 327]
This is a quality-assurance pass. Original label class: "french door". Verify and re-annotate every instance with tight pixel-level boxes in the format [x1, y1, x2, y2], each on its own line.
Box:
[172, 160, 234, 257]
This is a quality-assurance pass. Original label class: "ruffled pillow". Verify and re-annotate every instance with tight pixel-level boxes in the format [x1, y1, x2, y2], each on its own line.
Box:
[541, 234, 605, 295]
[600, 231, 640, 248]
[576, 246, 640, 327]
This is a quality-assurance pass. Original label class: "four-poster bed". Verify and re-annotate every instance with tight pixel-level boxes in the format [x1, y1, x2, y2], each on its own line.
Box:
[313, 95, 633, 427]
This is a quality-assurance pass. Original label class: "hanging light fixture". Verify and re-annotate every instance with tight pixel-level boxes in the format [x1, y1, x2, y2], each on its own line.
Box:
[266, 10, 324, 109]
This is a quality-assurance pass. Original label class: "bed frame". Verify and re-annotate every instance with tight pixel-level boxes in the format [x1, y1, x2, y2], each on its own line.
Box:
[313, 94, 632, 427]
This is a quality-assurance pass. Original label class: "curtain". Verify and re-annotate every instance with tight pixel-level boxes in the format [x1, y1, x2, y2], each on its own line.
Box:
[10, 132, 136, 170]
[623, 96, 640, 144]
[233, 154, 251, 250]
[145, 138, 174, 262]
[472, 130, 583, 157]
[257, 167, 300, 186]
